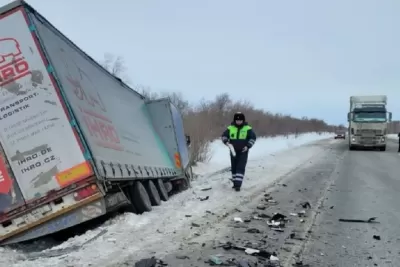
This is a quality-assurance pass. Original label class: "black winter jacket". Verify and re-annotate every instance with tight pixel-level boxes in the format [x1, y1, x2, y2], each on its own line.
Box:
[221, 122, 257, 152]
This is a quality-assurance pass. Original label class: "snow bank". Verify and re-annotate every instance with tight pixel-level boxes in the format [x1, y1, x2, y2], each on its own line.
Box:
[386, 134, 398, 141]
[193, 132, 335, 176]
[1, 132, 335, 267]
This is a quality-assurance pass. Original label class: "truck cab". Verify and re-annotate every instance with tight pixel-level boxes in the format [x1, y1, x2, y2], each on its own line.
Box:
[348, 95, 392, 151]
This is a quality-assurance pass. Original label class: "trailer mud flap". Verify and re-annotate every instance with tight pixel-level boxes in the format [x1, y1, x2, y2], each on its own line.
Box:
[1, 198, 106, 245]
[104, 191, 129, 211]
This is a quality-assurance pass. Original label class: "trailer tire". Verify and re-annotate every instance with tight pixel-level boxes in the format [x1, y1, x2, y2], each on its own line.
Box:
[131, 181, 152, 214]
[155, 179, 169, 201]
[145, 180, 161, 206]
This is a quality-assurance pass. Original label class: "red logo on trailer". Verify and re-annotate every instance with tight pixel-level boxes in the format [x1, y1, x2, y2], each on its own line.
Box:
[0, 38, 22, 63]
[0, 157, 12, 194]
[0, 38, 31, 86]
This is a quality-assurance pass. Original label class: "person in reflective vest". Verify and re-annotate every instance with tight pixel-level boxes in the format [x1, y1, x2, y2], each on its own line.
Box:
[398, 132, 400, 153]
[221, 112, 257, 191]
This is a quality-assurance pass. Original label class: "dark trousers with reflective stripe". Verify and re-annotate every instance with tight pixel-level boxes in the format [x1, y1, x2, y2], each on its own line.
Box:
[230, 151, 248, 188]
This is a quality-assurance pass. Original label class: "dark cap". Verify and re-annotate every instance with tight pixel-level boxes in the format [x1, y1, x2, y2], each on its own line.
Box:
[233, 112, 245, 121]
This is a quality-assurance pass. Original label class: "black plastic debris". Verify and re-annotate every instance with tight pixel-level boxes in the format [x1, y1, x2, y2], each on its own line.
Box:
[271, 213, 286, 221]
[246, 228, 261, 233]
[257, 205, 266, 210]
[176, 255, 190, 259]
[201, 187, 212, 191]
[199, 196, 209, 201]
[373, 235, 381, 240]
[258, 213, 271, 219]
[222, 242, 233, 250]
[339, 217, 379, 223]
[300, 201, 311, 209]
[135, 257, 157, 267]
[293, 260, 310, 266]
[158, 260, 168, 266]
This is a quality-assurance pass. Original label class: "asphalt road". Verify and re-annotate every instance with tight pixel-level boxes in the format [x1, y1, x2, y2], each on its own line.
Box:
[155, 139, 344, 267]
[152, 139, 400, 267]
[300, 139, 400, 267]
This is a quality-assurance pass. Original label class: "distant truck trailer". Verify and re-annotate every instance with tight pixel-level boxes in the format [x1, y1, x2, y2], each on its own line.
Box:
[0, 0, 192, 245]
[348, 95, 392, 151]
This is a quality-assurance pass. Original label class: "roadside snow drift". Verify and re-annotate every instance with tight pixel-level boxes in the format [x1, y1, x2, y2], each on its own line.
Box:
[386, 134, 398, 141]
[194, 132, 334, 176]
[1, 132, 335, 267]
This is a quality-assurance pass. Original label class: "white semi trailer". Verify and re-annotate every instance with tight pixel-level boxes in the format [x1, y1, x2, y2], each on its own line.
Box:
[348, 95, 392, 151]
[0, 0, 193, 245]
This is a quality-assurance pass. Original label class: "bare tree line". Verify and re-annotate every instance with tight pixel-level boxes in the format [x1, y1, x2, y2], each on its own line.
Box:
[99, 53, 340, 163]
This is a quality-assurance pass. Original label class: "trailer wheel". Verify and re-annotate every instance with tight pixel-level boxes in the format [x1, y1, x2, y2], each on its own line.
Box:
[145, 180, 161, 206]
[155, 179, 169, 201]
[130, 181, 152, 214]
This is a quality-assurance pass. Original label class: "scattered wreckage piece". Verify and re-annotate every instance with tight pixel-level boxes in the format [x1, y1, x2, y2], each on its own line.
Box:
[134, 257, 157, 267]
[221, 242, 277, 260]
[299, 201, 311, 209]
[373, 235, 381, 240]
[338, 217, 379, 223]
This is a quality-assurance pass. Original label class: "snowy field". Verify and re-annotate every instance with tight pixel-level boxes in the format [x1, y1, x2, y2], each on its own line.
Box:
[1, 132, 335, 267]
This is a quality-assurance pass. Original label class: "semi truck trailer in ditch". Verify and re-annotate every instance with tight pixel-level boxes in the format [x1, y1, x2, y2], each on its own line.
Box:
[348, 95, 392, 151]
[0, 0, 192, 245]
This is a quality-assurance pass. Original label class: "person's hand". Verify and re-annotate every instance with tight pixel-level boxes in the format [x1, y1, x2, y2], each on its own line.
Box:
[242, 146, 248, 152]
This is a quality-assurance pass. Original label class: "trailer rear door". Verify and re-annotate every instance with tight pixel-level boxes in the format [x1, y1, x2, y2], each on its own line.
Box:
[0, 8, 92, 205]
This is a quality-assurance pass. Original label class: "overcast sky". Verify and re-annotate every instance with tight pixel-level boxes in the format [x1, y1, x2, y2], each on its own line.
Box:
[2, 0, 399, 125]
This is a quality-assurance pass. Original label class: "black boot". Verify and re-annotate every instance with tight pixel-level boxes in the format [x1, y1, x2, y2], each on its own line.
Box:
[235, 187, 241, 192]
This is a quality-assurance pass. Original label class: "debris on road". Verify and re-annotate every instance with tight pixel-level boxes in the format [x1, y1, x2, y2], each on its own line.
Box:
[191, 222, 201, 227]
[207, 255, 223, 265]
[201, 187, 212, 191]
[373, 235, 381, 240]
[257, 205, 266, 210]
[198, 196, 210, 201]
[176, 255, 190, 260]
[237, 259, 256, 267]
[257, 213, 271, 219]
[293, 260, 311, 266]
[221, 242, 276, 260]
[134, 257, 157, 267]
[246, 228, 261, 233]
[300, 201, 311, 209]
[271, 213, 286, 221]
[338, 217, 379, 223]
[234, 217, 244, 223]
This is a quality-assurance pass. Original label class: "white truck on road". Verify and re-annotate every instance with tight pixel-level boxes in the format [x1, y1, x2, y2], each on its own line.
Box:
[0, 0, 192, 245]
[348, 95, 392, 151]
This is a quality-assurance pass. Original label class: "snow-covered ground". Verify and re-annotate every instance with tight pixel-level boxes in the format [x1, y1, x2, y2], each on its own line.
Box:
[1, 132, 335, 267]
[194, 132, 335, 176]
[386, 133, 398, 141]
